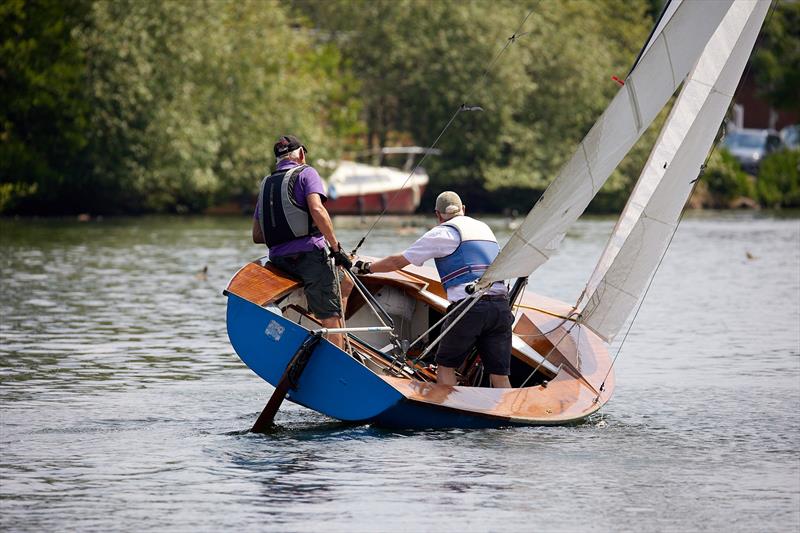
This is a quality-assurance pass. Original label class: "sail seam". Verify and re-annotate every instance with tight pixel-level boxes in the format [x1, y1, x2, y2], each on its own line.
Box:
[640, 212, 676, 228]
[663, 33, 677, 88]
[601, 280, 643, 301]
[690, 78, 716, 92]
[580, 142, 597, 192]
[698, 82, 734, 101]
[523, 241, 548, 260]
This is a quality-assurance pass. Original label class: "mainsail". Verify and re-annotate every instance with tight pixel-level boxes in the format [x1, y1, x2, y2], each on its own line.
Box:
[580, 0, 770, 342]
[631, 0, 684, 74]
[478, 0, 734, 287]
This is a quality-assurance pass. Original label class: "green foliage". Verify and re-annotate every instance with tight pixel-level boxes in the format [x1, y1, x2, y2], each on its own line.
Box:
[8, 0, 793, 215]
[757, 149, 800, 208]
[0, 0, 92, 213]
[703, 148, 756, 204]
[80, 0, 362, 213]
[752, 1, 800, 112]
[0, 0, 361, 214]
[297, 0, 652, 211]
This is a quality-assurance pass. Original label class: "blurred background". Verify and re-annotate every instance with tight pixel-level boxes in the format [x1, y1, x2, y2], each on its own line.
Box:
[1, 0, 798, 217]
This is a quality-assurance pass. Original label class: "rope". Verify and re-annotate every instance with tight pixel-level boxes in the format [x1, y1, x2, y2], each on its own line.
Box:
[351, 3, 542, 255]
[512, 302, 578, 322]
[343, 270, 395, 334]
[591, 0, 779, 401]
[518, 317, 577, 388]
[332, 262, 354, 354]
[405, 292, 476, 353]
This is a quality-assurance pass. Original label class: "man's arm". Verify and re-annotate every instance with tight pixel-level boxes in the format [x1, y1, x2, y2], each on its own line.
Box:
[360, 226, 455, 274]
[252, 218, 265, 244]
[307, 193, 339, 249]
[369, 254, 410, 273]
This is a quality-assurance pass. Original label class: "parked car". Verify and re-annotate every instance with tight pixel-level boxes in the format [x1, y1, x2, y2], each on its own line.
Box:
[780, 124, 799, 150]
[722, 128, 783, 174]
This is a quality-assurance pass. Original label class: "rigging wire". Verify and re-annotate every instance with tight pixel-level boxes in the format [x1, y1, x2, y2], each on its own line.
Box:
[591, 0, 780, 401]
[351, 2, 542, 256]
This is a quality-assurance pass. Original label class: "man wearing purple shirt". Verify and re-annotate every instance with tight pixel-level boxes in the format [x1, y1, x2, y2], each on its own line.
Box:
[252, 135, 352, 348]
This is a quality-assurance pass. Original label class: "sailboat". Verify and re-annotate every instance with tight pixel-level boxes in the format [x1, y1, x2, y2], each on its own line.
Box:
[224, 0, 770, 429]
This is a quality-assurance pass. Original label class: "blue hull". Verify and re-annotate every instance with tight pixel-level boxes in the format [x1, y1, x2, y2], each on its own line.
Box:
[371, 402, 523, 429]
[227, 294, 526, 429]
[227, 293, 405, 422]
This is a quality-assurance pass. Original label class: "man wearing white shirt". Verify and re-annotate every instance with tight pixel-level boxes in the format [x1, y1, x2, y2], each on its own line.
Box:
[352, 191, 513, 388]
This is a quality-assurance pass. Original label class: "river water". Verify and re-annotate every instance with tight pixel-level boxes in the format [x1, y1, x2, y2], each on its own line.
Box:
[1, 212, 798, 532]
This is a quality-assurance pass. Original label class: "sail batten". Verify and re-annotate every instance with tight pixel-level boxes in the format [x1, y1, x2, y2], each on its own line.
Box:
[478, 0, 734, 287]
[626, 79, 644, 132]
[580, 0, 771, 342]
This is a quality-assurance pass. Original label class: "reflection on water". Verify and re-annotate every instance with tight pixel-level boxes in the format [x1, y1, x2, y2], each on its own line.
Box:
[1, 213, 798, 531]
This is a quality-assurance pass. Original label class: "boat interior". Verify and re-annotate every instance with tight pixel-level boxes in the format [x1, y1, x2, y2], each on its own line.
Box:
[227, 259, 598, 391]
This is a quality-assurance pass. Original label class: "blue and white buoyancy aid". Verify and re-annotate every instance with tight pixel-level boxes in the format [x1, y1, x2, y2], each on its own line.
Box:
[257, 164, 321, 248]
[434, 216, 500, 289]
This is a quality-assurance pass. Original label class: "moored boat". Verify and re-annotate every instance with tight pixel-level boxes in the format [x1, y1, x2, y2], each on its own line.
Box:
[323, 147, 438, 215]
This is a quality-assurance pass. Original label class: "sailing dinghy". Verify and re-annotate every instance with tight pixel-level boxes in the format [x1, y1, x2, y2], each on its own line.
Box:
[225, 0, 770, 429]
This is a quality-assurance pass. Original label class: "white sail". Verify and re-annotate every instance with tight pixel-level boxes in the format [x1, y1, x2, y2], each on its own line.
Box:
[478, 0, 733, 287]
[635, 0, 684, 70]
[580, 0, 770, 342]
[584, 0, 769, 303]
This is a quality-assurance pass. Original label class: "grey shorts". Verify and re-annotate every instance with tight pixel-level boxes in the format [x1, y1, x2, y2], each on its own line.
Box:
[436, 296, 513, 375]
[270, 248, 341, 319]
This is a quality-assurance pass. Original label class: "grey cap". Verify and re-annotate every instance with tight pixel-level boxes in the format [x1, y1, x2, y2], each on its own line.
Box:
[435, 191, 463, 216]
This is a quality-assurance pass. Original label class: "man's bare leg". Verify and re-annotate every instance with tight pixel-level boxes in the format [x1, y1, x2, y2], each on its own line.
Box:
[328, 272, 354, 351]
[436, 365, 458, 385]
[320, 316, 344, 349]
[490, 374, 512, 388]
[339, 274, 353, 315]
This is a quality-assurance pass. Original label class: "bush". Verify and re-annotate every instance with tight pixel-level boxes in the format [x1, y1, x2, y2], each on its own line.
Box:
[702, 148, 756, 205]
[757, 149, 800, 207]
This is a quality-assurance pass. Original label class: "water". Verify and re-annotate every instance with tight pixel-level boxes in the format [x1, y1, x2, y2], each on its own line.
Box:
[1, 212, 798, 532]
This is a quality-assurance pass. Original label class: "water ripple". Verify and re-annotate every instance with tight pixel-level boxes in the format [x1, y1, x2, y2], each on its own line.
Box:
[1, 214, 798, 532]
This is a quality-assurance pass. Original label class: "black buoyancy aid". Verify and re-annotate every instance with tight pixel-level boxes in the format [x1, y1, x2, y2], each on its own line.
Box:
[258, 164, 321, 248]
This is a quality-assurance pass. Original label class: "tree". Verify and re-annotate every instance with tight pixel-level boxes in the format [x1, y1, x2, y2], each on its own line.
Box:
[0, 0, 92, 213]
[80, 0, 362, 213]
[752, 1, 800, 112]
[1, 0, 362, 214]
[295, 0, 653, 212]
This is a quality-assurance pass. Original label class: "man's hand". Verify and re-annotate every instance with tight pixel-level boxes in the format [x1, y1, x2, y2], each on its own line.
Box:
[329, 243, 352, 269]
[351, 260, 372, 275]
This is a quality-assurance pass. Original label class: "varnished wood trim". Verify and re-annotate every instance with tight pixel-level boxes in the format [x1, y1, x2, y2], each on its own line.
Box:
[225, 262, 301, 306]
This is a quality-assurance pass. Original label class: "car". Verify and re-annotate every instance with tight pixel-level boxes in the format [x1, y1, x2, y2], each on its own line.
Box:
[780, 124, 799, 150]
[722, 128, 783, 174]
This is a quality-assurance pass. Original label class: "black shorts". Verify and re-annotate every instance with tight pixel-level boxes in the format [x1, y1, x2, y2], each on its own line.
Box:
[270, 248, 341, 319]
[436, 296, 513, 375]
